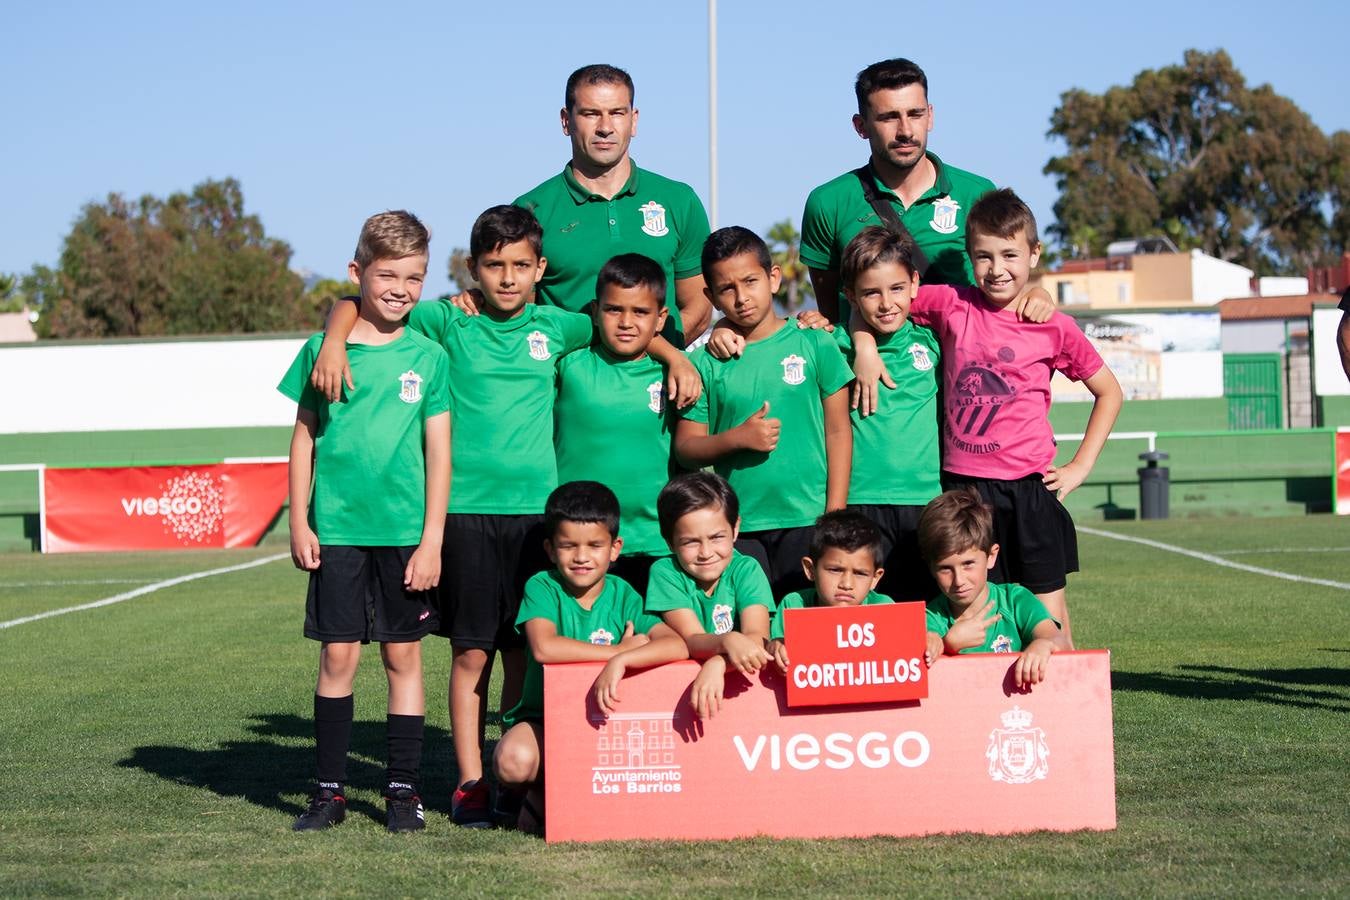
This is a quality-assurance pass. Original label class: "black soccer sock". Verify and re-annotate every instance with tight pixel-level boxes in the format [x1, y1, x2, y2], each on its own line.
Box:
[385, 713, 425, 794]
[314, 693, 354, 792]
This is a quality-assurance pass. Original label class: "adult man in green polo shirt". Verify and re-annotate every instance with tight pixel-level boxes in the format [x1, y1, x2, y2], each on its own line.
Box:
[515, 64, 713, 348]
[800, 58, 996, 323]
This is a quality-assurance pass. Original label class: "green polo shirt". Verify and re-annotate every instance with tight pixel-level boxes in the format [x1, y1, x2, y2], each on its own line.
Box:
[800, 152, 995, 308]
[644, 552, 773, 635]
[515, 162, 710, 345]
[770, 587, 894, 640]
[925, 582, 1057, 654]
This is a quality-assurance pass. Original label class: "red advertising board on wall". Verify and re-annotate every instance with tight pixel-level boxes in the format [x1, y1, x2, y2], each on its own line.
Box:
[43, 463, 288, 553]
[1336, 429, 1350, 515]
[544, 652, 1115, 843]
[782, 602, 928, 707]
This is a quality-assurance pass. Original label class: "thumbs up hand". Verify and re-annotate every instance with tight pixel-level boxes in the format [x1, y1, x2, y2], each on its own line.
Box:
[736, 401, 781, 453]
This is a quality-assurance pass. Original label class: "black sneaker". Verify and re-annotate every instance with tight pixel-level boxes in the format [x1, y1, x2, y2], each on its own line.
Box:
[451, 778, 492, 828]
[384, 785, 426, 834]
[492, 788, 524, 829]
[293, 788, 346, 831]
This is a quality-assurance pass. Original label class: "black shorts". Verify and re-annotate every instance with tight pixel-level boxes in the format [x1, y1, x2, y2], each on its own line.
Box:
[849, 503, 938, 602]
[304, 545, 438, 643]
[737, 526, 813, 597]
[436, 514, 549, 650]
[941, 473, 1079, 594]
[608, 553, 664, 599]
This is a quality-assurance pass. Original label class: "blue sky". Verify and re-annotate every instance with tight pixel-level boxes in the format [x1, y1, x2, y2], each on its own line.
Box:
[3, 0, 1347, 299]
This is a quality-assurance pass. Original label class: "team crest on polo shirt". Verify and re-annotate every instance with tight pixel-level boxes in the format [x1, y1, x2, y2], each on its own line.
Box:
[527, 330, 551, 360]
[908, 343, 933, 371]
[986, 705, 1049, 784]
[781, 354, 806, 386]
[639, 201, 669, 237]
[991, 633, 1013, 653]
[397, 370, 423, 403]
[930, 197, 961, 234]
[589, 627, 616, 645]
[646, 380, 665, 414]
[712, 603, 734, 635]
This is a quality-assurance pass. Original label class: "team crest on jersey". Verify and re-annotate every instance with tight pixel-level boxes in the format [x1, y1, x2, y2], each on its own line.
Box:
[647, 380, 665, 414]
[712, 603, 734, 635]
[908, 343, 933, 371]
[990, 633, 1013, 653]
[397, 370, 423, 403]
[639, 201, 669, 237]
[527, 330, 551, 361]
[781, 354, 806, 386]
[589, 627, 616, 645]
[986, 706, 1050, 784]
[930, 197, 960, 234]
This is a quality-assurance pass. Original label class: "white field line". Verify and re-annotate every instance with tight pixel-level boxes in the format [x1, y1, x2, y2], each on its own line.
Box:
[1078, 526, 1350, 591]
[1214, 547, 1350, 556]
[0, 579, 158, 587]
[0, 553, 288, 630]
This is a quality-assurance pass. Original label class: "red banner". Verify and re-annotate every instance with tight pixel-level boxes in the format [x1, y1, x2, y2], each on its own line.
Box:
[43, 463, 288, 553]
[783, 602, 928, 707]
[1336, 430, 1350, 515]
[544, 651, 1115, 842]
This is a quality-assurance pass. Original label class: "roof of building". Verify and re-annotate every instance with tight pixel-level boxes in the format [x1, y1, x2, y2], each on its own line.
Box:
[1216, 294, 1339, 321]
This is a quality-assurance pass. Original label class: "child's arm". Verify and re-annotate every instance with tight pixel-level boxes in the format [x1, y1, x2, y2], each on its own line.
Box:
[924, 631, 944, 667]
[942, 598, 1001, 654]
[593, 623, 690, 714]
[822, 386, 852, 512]
[523, 619, 650, 665]
[1013, 619, 1065, 688]
[287, 409, 320, 571]
[673, 405, 779, 467]
[310, 298, 361, 402]
[661, 608, 772, 674]
[690, 654, 728, 719]
[675, 275, 713, 344]
[404, 411, 449, 592]
[768, 638, 790, 674]
[1043, 365, 1123, 500]
[646, 335, 702, 409]
[1013, 285, 1056, 323]
[846, 322, 894, 418]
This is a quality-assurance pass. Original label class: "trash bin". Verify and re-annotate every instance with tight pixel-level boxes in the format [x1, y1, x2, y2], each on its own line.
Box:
[1137, 451, 1169, 520]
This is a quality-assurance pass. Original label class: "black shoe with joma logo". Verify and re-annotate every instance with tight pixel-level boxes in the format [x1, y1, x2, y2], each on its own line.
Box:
[293, 788, 346, 831]
[384, 784, 426, 833]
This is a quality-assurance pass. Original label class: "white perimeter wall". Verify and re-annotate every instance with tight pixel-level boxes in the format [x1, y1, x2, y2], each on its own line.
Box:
[1313, 308, 1349, 397]
[0, 338, 307, 433]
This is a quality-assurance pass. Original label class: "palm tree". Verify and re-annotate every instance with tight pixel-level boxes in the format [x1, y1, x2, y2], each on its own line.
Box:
[765, 219, 813, 314]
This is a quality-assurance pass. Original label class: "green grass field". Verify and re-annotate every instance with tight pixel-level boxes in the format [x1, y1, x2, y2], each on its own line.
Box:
[1, 517, 1347, 897]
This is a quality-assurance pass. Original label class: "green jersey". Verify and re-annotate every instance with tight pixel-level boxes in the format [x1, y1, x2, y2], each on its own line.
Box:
[408, 299, 592, 514]
[685, 323, 853, 531]
[644, 552, 773, 635]
[505, 570, 658, 727]
[277, 331, 449, 545]
[515, 163, 710, 345]
[836, 324, 942, 506]
[800, 152, 995, 314]
[925, 582, 1057, 654]
[555, 346, 673, 557]
[770, 587, 894, 640]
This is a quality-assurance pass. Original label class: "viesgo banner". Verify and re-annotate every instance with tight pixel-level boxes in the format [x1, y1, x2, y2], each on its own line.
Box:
[1336, 430, 1350, 515]
[544, 652, 1115, 842]
[43, 463, 288, 553]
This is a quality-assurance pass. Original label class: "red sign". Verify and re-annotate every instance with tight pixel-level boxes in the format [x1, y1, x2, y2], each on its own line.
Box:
[43, 463, 289, 553]
[782, 602, 928, 707]
[1336, 429, 1350, 515]
[544, 651, 1115, 842]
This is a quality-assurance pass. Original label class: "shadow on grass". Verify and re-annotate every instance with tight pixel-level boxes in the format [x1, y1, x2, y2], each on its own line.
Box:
[118, 712, 460, 823]
[1112, 665, 1350, 712]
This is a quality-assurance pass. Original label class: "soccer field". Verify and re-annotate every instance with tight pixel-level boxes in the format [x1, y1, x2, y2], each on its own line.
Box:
[1, 517, 1347, 897]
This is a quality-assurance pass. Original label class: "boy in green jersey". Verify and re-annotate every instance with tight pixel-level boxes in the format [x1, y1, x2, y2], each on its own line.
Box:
[918, 488, 1067, 689]
[674, 227, 854, 597]
[278, 211, 450, 834]
[494, 481, 687, 833]
[555, 252, 677, 596]
[645, 472, 775, 720]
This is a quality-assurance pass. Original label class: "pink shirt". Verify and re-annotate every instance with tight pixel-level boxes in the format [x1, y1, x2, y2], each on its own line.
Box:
[909, 285, 1103, 480]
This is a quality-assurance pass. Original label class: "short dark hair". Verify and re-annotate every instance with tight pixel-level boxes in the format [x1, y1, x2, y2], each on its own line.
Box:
[544, 480, 620, 540]
[700, 226, 772, 284]
[917, 488, 995, 563]
[965, 188, 1039, 251]
[469, 205, 543, 260]
[565, 64, 634, 111]
[596, 253, 666, 308]
[809, 510, 883, 567]
[855, 58, 928, 115]
[657, 472, 739, 544]
[840, 226, 920, 291]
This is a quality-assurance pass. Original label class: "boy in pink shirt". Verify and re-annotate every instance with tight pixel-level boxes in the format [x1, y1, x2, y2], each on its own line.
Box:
[907, 189, 1122, 647]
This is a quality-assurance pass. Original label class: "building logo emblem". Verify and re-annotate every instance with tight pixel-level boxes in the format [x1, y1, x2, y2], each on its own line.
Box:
[781, 354, 806, 386]
[930, 197, 960, 234]
[527, 330, 552, 361]
[640, 201, 669, 237]
[589, 627, 616, 645]
[712, 603, 734, 635]
[589, 711, 682, 796]
[647, 380, 665, 414]
[908, 343, 933, 371]
[986, 706, 1049, 784]
[398, 370, 423, 404]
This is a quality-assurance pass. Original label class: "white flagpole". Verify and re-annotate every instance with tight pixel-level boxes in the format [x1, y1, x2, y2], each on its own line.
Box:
[708, 0, 718, 229]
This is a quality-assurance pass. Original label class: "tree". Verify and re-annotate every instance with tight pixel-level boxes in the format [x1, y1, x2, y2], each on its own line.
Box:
[0, 273, 19, 313]
[1045, 49, 1346, 275]
[35, 178, 309, 338]
[764, 219, 813, 313]
[447, 247, 475, 294]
